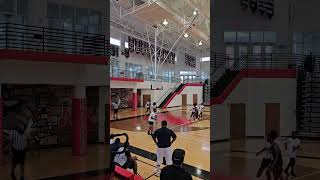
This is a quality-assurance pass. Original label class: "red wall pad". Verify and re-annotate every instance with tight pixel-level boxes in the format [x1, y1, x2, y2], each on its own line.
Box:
[132, 93, 138, 111]
[72, 98, 88, 156]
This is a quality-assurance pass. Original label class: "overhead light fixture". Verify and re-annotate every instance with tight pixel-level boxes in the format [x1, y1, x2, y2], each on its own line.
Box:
[162, 19, 168, 26]
[184, 33, 189, 38]
[193, 10, 197, 16]
[198, 41, 203, 46]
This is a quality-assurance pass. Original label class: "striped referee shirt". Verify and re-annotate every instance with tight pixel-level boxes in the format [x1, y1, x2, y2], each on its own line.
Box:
[10, 130, 28, 151]
[4, 119, 33, 151]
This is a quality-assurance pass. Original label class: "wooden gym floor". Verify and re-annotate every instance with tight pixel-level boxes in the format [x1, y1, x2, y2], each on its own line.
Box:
[0, 106, 210, 180]
[212, 139, 320, 180]
[110, 106, 211, 179]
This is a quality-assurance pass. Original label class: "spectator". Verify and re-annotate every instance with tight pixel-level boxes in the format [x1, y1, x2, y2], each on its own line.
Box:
[160, 149, 192, 180]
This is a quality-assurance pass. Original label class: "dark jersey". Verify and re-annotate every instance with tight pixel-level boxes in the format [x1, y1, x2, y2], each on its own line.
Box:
[160, 165, 192, 180]
[153, 127, 177, 148]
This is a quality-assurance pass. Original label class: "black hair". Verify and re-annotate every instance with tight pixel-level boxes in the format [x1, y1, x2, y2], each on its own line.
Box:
[268, 129, 278, 140]
[161, 120, 167, 126]
[125, 150, 131, 157]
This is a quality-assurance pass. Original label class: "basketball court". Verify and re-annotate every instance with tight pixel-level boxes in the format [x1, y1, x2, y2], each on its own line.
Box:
[109, 0, 210, 179]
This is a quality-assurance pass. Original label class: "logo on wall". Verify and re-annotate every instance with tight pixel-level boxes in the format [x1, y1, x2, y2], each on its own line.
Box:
[241, 0, 274, 19]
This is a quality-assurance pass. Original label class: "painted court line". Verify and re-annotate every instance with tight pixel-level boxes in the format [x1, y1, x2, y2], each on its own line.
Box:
[292, 170, 320, 180]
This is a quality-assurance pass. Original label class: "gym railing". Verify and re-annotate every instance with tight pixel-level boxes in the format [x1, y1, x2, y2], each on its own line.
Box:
[0, 23, 107, 57]
[210, 53, 306, 97]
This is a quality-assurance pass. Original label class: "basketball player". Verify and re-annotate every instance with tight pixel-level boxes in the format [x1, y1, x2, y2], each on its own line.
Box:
[152, 120, 177, 176]
[151, 102, 157, 112]
[284, 131, 301, 177]
[198, 103, 204, 119]
[114, 147, 138, 174]
[147, 109, 157, 135]
[112, 99, 120, 120]
[190, 103, 198, 121]
[266, 130, 285, 180]
[256, 135, 272, 180]
[145, 100, 151, 115]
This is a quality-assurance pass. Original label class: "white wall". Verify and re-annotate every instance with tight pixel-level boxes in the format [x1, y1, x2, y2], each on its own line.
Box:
[0, 60, 107, 86]
[167, 86, 203, 108]
[212, 78, 296, 141]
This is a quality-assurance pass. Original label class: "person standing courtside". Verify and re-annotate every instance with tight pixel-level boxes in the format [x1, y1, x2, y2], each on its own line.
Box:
[160, 149, 192, 180]
[145, 100, 151, 115]
[147, 109, 157, 135]
[5, 118, 33, 180]
[112, 98, 120, 120]
[152, 120, 177, 176]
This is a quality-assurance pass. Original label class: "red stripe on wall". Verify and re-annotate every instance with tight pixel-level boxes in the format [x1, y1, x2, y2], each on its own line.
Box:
[0, 49, 107, 65]
[210, 69, 296, 105]
[163, 83, 203, 108]
[111, 77, 144, 82]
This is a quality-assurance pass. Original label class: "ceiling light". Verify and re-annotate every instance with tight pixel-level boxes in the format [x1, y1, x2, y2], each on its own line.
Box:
[184, 33, 189, 38]
[198, 41, 203, 46]
[162, 19, 168, 26]
[193, 10, 197, 16]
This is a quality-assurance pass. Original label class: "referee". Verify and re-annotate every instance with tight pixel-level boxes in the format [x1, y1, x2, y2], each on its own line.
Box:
[4, 118, 33, 180]
[152, 120, 177, 176]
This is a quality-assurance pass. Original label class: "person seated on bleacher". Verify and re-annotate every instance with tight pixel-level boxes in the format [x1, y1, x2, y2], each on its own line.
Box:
[114, 147, 138, 174]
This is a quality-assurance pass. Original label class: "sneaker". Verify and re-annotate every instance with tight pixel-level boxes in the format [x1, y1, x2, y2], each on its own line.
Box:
[155, 170, 161, 177]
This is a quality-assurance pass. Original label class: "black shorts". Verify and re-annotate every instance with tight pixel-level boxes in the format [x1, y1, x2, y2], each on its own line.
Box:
[122, 159, 135, 169]
[260, 158, 272, 170]
[114, 109, 118, 113]
[149, 121, 154, 125]
[12, 147, 26, 165]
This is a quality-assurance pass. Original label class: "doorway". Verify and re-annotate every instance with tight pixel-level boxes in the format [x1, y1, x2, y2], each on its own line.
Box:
[182, 94, 187, 107]
[142, 94, 151, 107]
[193, 94, 198, 104]
[265, 103, 280, 136]
[230, 103, 246, 151]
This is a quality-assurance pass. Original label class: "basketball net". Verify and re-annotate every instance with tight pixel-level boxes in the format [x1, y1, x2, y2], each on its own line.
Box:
[145, 13, 198, 83]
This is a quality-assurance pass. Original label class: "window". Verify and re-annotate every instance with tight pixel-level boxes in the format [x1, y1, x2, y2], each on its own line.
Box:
[237, 32, 250, 43]
[225, 46, 235, 59]
[264, 32, 276, 43]
[224, 32, 236, 43]
[61, 5, 74, 22]
[251, 32, 263, 43]
[76, 8, 88, 25]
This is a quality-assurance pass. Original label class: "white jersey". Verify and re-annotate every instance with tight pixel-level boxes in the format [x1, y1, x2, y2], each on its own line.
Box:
[112, 100, 120, 109]
[191, 106, 197, 113]
[145, 102, 151, 108]
[114, 147, 127, 166]
[148, 112, 157, 123]
[263, 142, 272, 159]
[198, 105, 204, 112]
[286, 138, 301, 158]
